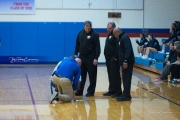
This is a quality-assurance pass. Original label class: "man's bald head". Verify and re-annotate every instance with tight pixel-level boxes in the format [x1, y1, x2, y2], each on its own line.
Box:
[113, 27, 122, 39]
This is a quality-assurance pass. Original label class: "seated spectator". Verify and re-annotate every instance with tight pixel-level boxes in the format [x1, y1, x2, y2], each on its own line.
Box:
[142, 34, 160, 59]
[163, 42, 177, 67]
[169, 54, 180, 83]
[154, 42, 177, 82]
[159, 27, 178, 53]
[135, 33, 148, 57]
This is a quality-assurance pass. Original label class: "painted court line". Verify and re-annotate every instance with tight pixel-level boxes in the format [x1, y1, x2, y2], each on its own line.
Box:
[25, 74, 39, 120]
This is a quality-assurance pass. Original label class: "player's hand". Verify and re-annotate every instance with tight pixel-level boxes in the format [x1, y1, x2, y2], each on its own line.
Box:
[123, 62, 128, 69]
[93, 59, 98, 65]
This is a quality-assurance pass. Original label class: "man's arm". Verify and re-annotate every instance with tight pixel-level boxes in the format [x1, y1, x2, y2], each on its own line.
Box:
[94, 33, 101, 60]
[112, 36, 118, 59]
[123, 35, 133, 62]
[74, 33, 80, 56]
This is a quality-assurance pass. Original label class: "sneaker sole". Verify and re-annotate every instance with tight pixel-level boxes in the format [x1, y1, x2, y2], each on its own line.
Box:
[49, 92, 58, 104]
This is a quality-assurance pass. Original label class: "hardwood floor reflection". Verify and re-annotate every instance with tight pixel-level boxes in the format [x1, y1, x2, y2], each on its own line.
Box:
[0, 65, 180, 120]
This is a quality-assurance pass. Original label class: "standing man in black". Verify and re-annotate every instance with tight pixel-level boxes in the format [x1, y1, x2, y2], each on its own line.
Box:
[74, 21, 101, 96]
[103, 22, 122, 98]
[113, 27, 134, 101]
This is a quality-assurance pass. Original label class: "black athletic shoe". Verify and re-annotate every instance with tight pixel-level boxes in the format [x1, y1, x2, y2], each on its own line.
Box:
[169, 79, 175, 83]
[86, 93, 94, 97]
[116, 96, 131, 101]
[49, 92, 58, 104]
[75, 92, 83, 96]
[172, 79, 180, 83]
[111, 93, 122, 98]
[103, 92, 112, 96]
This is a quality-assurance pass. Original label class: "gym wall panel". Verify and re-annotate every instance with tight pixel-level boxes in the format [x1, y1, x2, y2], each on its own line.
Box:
[0, 22, 12, 56]
[11, 22, 38, 56]
[36, 0, 63, 9]
[63, 0, 89, 9]
[38, 22, 65, 62]
[90, 0, 116, 10]
[64, 22, 83, 57]
[117, 0, 143, 9]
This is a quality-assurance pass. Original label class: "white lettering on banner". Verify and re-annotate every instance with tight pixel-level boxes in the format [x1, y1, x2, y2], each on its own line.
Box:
[9, 57, 39, 63]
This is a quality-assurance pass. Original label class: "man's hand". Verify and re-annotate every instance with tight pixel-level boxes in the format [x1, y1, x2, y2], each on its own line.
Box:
[144, 42, 148, 45]
[93, 59, 98, 65]
[123, 62, 128, 69]
[114, 58, 117, 61]
[77, 81, 81, 91]
[166, 61, 170, 65]
[73, 91, 76, 101]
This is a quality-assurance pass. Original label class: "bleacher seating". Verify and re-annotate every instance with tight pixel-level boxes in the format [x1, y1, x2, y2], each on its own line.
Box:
[135, 57, 152, 67]
[155, 62, 164, 71]
[154, 53, 166, 61]
[135, 39, 171, 72]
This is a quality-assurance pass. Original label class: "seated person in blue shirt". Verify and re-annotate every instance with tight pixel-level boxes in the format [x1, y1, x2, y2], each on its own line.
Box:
[49, 57, 82, 104]
[142, 34, 160, 59]
[135, 33, 148, 57]
[159, 27, 178, 53]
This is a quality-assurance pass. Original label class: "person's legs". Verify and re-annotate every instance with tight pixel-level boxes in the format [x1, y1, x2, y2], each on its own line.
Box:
[49, 75, 63, 103]
[109, 58, 122, 97]
[146, 47, 157, 56]
[142, 47, 149, 59]
[143, 48, 146, 55]
[160, 42, 170, 53]
[52, 75, 63, 94]
[116, 64, 133, 101]
[170, 64, 176, 80]
[86, 57, 97, 96]
[76, 59, 87, 95]
[173, 65, 180, 79]
[161, 44, 166, 52]
[103, 59, 114, 96]
[58, 78, 73, 102]
[169, 64, 180, 83]
[139, 46, 143, 55]
[159, 64, 171, 80]
[137, 46, 143, 57]
[137, 46, 139, 53]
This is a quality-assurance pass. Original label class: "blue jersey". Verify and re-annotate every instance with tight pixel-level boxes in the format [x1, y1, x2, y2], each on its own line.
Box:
[55, 58, 81, 90]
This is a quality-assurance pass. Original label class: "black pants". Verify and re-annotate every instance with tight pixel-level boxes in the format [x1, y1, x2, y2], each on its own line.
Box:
[78, 56, 97, 95]
[106, 58, 122, 94]
[121, 64, 134, 98]
[159, 64, 171, 80]
[170, 64, 180, 79]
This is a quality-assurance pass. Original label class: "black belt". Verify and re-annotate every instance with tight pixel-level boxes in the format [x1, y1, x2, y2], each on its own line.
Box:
[54, 73, 64, 78]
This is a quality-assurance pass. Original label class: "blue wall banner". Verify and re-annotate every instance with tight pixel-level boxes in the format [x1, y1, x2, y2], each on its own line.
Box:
[0, 22, 84, 64]
[0, 0, 35, 14]
[0, 56, 40, 64]
[0, 56, 56, 64]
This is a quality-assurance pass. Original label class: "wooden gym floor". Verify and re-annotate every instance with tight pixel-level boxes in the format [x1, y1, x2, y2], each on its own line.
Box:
[0, 64, 180, 120]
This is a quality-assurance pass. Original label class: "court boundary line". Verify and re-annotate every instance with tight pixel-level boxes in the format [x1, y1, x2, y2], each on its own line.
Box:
[132, 83, 180, 106]
[25, 74, 40, 120]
